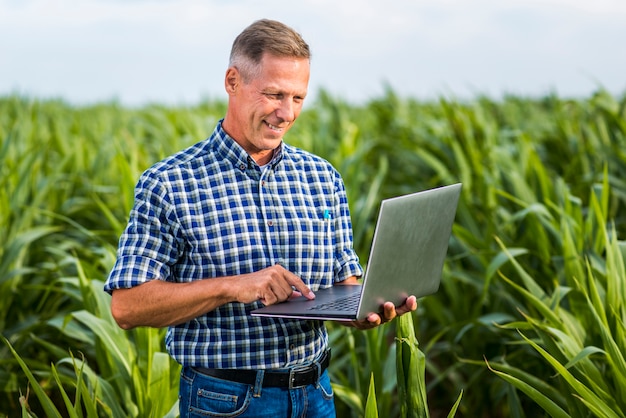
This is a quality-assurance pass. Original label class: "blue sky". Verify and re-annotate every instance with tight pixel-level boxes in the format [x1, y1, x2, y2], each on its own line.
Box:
[1, 0, 625, 106]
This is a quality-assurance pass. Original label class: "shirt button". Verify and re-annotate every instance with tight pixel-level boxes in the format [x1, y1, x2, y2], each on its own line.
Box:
[290, 344, 295, 350]
[267, 221, 274, 227]
[239, 164, 246, 170]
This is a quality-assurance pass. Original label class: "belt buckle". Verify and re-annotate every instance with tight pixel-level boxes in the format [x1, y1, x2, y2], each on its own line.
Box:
[288, 363, 314, 389]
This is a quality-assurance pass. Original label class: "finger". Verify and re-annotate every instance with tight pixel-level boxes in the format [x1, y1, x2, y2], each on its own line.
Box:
[259, 281, 291, 305]
[366, 313, 382, 326]
[381, 302, 397, 322]
[261, 287, 291, 305]
[283, 272, 315, 300]
[289, 290, 303, 299]
[271, 281, 294, 302]
[396, 296, 418, 315]
[271, 264, 315, 300]
[350, 317, 378, 330]
[258, 292, 275, 306]
[406, 296, 418, 312]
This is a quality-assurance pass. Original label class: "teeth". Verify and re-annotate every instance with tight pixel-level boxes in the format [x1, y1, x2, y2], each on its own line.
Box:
[267, 121, 288, 131]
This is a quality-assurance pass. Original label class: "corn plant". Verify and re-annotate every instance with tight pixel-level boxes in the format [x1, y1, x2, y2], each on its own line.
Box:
[2, 89, 626, 417]
[481, 177, 626, 416]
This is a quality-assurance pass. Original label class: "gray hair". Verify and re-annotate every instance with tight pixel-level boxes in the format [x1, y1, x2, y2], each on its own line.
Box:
[229, 19, 311, 83]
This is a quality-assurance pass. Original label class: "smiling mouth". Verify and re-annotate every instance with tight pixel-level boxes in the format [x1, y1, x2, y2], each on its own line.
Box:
[266, 121, 288, 132]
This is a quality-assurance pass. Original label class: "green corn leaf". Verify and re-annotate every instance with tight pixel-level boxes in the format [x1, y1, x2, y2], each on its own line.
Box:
[523, 316, 611, 397]
[494, 236, 548, 299]
[71, 310, 134, 378]
[518, 331, 622, 417]
[57, 356, 126, 418]
[486, 359, 570, 418]
[446, 390, 463, 418]
[498, 273, 563, 328]
[583, 287, 626, 402]
[50, 363, 80, 418]
[396, 313, 429, 418]
[68, 351, 99, 418]
[2, 336, 63, 418]
[0, 226, 62, 285]
[332, 383, 364, 416]
[482, 359, 566, 408]
[148, 351, 177, 416]
[365, 373, 379, 418]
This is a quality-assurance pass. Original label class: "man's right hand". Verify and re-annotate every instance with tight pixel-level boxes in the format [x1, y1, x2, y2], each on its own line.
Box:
[235, 264, 315, 306]
[110, 264, 314, 329]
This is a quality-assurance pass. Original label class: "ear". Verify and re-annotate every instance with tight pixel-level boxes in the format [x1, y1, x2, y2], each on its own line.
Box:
[225, 67, 239, 95]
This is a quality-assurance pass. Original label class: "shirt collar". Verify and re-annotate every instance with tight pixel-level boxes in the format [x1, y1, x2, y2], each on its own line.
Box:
[213, 119, 284, 172]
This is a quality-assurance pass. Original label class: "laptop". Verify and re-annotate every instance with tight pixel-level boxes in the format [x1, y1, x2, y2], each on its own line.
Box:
[251, 183, 462, 321]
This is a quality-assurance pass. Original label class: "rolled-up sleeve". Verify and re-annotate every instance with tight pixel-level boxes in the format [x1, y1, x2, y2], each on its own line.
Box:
[104, 170, 180, 293]
[332, 170, 363, 283]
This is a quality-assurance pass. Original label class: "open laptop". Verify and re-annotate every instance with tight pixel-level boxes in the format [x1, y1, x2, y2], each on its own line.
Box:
[251, 183, 462, 321]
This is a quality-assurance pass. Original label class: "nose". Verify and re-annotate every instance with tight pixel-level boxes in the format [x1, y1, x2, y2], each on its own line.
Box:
[275, 98, 296, 123]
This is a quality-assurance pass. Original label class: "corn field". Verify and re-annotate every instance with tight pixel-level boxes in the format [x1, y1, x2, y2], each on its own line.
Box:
[1, 88, 625, 417]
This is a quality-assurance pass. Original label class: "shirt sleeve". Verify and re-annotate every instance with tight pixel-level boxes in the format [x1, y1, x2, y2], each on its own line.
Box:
[104, 169, 181, 293]
[332, 169, 364, 283]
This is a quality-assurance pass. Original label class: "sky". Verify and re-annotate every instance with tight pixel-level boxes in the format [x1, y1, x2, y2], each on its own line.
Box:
[1, 0, 625, 107]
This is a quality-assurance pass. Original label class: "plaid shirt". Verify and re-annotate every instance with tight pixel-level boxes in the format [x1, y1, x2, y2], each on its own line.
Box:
[105, 120, 363, 369]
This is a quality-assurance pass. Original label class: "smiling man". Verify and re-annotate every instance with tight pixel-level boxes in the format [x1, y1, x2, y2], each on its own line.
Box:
[223, 45, 309, 166]
[104, 19, 416, 418]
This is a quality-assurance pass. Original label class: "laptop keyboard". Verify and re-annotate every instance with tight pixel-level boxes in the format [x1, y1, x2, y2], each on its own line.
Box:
[307, 292, 360, 312]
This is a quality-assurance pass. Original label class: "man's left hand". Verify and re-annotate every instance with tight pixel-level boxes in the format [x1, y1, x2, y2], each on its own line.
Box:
[347, 295, 418, 330]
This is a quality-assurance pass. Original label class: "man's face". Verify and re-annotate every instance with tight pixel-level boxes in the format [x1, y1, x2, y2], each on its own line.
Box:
[222, 53, 310, 165]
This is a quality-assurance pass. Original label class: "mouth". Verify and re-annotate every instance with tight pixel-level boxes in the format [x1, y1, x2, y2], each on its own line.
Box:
[265, 121, 289, 133]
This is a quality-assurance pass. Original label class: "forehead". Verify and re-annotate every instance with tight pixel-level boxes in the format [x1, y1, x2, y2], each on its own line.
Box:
[254, 54, 310, 93]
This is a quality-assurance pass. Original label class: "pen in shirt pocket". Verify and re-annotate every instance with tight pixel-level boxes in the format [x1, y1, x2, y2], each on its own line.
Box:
[323, 209, 332, 241]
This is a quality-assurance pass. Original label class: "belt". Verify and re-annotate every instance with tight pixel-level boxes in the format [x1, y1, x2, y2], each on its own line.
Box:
[192, 350, 330, 389]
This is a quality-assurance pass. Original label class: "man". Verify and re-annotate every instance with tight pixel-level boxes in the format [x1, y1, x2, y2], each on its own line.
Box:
[104, 19, 417, 417]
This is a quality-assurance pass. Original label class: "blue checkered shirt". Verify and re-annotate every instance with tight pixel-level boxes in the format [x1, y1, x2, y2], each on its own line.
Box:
[104, 120, 363, 369]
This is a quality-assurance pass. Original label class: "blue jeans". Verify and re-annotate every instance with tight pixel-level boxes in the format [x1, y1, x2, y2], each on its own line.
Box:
[179, 366, 336, 418]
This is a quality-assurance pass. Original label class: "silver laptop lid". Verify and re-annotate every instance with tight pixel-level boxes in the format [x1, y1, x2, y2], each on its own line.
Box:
[355, 183, 461, 319]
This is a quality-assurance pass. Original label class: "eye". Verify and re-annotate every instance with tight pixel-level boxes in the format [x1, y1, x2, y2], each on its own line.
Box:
[264, 92, 282, 100]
